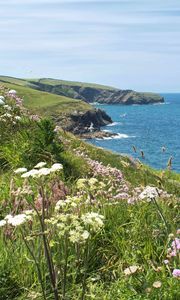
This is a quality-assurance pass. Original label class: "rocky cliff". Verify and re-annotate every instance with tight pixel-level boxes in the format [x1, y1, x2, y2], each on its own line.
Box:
[29, 80, 164, 105]
[53, 108, 112, 135]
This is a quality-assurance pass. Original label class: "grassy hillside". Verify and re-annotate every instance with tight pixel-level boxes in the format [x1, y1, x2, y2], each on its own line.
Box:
[0, 77, 92, 116]
[0, 87, 179, 299]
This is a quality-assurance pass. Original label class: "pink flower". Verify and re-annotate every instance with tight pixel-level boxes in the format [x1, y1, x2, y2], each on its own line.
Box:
[172, 269, 180, 278]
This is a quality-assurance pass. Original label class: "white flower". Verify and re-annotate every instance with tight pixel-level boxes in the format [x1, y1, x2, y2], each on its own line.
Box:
[3, 104, 11, 110]
[3, 113, 12, 118]
[81, 230, 90, 240]
[34, 162, 47, 169]
[89, 178, 98, 186]
[8, 89, 17, 95]
[14, 116, 21, 120]
[0, 220, 6, 227]
[0, 96, 5, 101]
[4, 214, 13, 222]
[37, 167, 51, 176]
[124, 265, 139, 276]
[0, 99, 5, 105]
[50, 163, 63, 172]
[153, 281, 162, 288]
[21, 169, 39, 178]
[14, 167, 27, 174]
[55, 200, 66, 210]
[76, 178, 87, 189]
[81, 212, 105, 231]
[139, 186, 159, 201]
[6, 214, 28, 226]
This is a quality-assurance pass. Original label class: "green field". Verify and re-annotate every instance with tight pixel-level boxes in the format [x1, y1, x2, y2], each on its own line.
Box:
[0, 77, 92, 116]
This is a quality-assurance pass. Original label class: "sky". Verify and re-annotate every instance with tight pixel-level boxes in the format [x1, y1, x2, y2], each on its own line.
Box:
[0, 0, 180, 92]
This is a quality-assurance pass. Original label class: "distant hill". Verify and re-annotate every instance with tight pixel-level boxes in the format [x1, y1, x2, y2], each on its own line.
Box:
[0, 76, 164, 105]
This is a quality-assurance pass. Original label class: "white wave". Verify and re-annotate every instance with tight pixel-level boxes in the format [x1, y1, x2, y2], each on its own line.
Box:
[96, 133, 136, 140]
[152, 102, 166, 105]
[107, 122, 121, 127]
[102, 129, 112, 133]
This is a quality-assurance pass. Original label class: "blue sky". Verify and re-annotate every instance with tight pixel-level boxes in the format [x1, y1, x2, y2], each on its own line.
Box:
[0, 0, 180, 91]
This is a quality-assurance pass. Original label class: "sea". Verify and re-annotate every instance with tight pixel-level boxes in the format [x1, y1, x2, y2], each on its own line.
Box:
[88, 94, 180, 173]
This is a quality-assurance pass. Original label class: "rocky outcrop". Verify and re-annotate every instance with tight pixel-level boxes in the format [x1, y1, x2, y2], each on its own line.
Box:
[29, 80, 164, 105]
[53, 108, 112, 135]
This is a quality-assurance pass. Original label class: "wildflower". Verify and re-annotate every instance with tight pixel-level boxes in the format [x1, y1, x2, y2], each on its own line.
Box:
[8, 89, 17, 95]
[50, 163, 63, 172]
[172, 269, 180, 278]
[139, 186, 159, 201]
[76, 178, 87, 189]
[14, 116, 21, 120]
[81, 230, 90, 240]
[21, 169, 39, 178]
[172, 238, 180, 250]
[34, 162, 47, 169]
[55, 199, 66, 210]
[5, 213, 29, 226]
[81, 212, 104, 231]
[89, 178, 98, 186]
[3, 104, 11, 110]
[3, 113, 12, 118]
[163, 259, 169, 265]
[0, 95, 5, 101]
[124, 265, 139, 276]
[69, 228, 90, 243]
[37, 167, 51, 176]
[152, 281, 162, 288]
[0, 99, 5, 105]
[0, 220, 6, 227]
[14, 167, 27, 174]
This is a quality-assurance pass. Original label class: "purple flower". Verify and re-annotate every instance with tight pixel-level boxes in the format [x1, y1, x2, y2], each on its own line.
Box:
[172, 238, 180, 250]
[172, 269, 180, 278]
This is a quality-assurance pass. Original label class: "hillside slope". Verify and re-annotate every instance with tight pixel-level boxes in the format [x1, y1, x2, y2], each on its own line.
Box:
[0, 76, 164, 105]
[0, 77, 112, 134]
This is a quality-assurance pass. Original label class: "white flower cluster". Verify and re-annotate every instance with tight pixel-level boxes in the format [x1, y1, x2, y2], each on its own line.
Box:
[14, 162, 63, 179]
[139, 186, 159, 201]
[76, 177, 105, 192]
[55, 195, 83, 211]
[0, 210, 34, 228]
[81, 212, 105, 231]
[69, 228, 90, 243]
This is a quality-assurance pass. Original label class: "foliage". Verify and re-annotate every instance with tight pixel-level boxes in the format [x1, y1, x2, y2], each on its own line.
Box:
[0, 87, 179, 299]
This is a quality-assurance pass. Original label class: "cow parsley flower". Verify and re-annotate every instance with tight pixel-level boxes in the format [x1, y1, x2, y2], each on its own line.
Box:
[81, 212, 105, 231]
[21, 169, 39, 178]
[0, 220, 6, 227]
[5, 213, 29, 226]
[14, 167, 27, 174]
[139, 186, 159, 201]
[50, 163, 63, 172]
[34, 162, 47, 169]
[14, 116, 21, 120]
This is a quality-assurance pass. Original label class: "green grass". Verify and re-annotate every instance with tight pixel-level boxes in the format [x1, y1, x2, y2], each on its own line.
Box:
[0, 80, 92, 115]
[0, 75, 115, 91]
[27, 77, 116, 90]
[0, 84, 179, 300]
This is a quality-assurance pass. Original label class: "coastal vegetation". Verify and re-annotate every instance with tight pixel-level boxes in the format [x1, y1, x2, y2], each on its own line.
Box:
[0, 85, 179, 300]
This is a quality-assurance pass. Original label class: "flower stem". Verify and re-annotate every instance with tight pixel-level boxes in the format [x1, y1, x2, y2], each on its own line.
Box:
[21, 230, 47, 300]
[152, 198, 169, 233]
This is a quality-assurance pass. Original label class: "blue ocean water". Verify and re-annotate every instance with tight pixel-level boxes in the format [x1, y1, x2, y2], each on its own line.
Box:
[88, 94, 180, 173]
